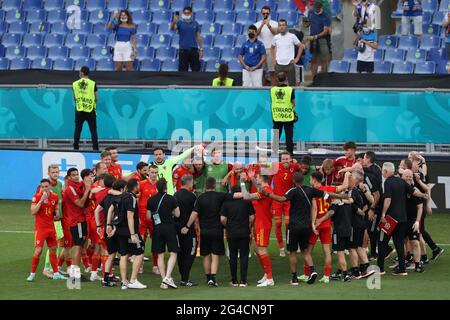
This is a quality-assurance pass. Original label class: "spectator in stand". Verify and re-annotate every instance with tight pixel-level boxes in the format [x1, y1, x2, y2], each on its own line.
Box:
[352, 0, 377, 32]
[304, 1, 332, 76]
[255, 6, 278, 86]
[171, 6, 203, 72]
[212, 64, 234, 86]
[353, 20, 378, 73]
[107, 10, 137, 71]
[444, 12, 450, 60]
[401, 1, 423, 38]
[239, 25, 267, 87]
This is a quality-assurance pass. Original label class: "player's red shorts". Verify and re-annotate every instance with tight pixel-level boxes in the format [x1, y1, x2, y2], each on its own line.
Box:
[254, 226, 271, 248]
[308, 224, 332, 245]
[35, 228, 58, 248]
[88, 215, 102, 244]
[60, 219, 73, 248]
[139, 216, 153, 241]
[272, 201, 290, 218]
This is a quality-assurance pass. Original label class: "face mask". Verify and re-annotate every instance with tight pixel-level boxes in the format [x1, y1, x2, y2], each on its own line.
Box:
[182, 14, 191, 21]
[248, 33, 255, 39]
[120, 17, 128, 23]
[363, 27, 370, 33]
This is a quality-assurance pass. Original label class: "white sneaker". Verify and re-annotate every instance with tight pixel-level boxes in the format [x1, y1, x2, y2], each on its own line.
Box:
[42, 268, 53, 279]
[84, 266, 91, 273]
[344, 250, 349, 256]
[163, 277, 177, 289]
[90, 272, 102, 281]
[256, 278, 275, 287]
[128, 280, 147, 289]
[257, 274, 267, 284]
[27, 273, 35, 282]
[121, 282, 128, 290]
[152, 266, 160, 275]
[160, 282, 169, 289]
[279, 248, 286, 257]
[143, 256, 150, 261]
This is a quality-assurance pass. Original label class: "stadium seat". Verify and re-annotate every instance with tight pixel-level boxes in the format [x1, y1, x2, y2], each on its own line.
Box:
[5, 10, 25, 23]
[71, 21, 93, 35]
[85, 34, 106, 47]
[201, 23, 221, 36]
[378, 36, 398, 49]
[235, 34, 248, 47]
[1, 34, 23, 46]
[215, 11, 236, 24]
[85, 0, 106, 12]
[422, 11, 433, 24]
[158, 22, 174, 35]
[51, 22, 70, 34]
[68, 9, 89, 22]
[151, 10, 172, 24]
[150, 34, 172, 48]
[236, 10, 257, 24]
[214, 0, 233, 11]
[342, 48, 358, 62]
[96, 58, 115, 70]
[92, 23, 110, 35]
[53, 58, 74, 70]
[256, 0, 277, 12]
[132, 10, 151, 24]
[0, 58, 9, 70]
[439, 0, 450, 11]
[373, 61, 392, 73]
[203, 47, 221, 60]
[392, 61, 414, 74]
[5, 46, 26, 59]
[137, 46, 155, 59]
[149, 0, 170, 11]
[69, 46, 90, 59]
[428, 47, 446, 63]
[137, 22, 158, 35]
[43, 0, 64, 10]
[139, 58, 161, 71]
[348, 62, 357, 73]
[222, 22, 243, 35]
[171, 0, 191, 12]
[8, 21, 29, 34]
[89, 9, 110, 23]
[128, 0, 149, 11]
[214, 35, 235, 49]
[26, 46, 46, 59]
[172, 34, 180, 48]
[422, 0, 438, 12]
[74, 58, 96, 70]
[330, 0, 342, 17]
[2, 0, 22, 11]
[29, 22, 50, 33]
[0, 11, 5, 23]
[420, 35, 441, 50]
[422, 24, 441, 36]
[107, 0, 127, 12]
[374, 49, 384, 62]
[202, 34, 214, 47]
[65, 34, 87, 48]
[205, 59, 224, 72]
[277, 11, 299, 26]
[161, 58, 179, 71]
[135, 34, 150, 47]
[48, 46, 69, 59]
[66, 0, 86, 8]
[397, 35, 419, 50]
[0, 45, 4, 58]
[0, 22, 6, 34]
[195, 10, 215, 24]
[226, 59, 242, 72]
[155, 47, 177, 60]
[31, 57, 52, 69]
[414, 61, 436, 74]
[221, 47, 240, 60]
[47, 10, 67, 23]
[277, 0, 297, 12]
[22, 33, 44, 48]
[9, 57, 31, 70]
[91, 46, 111, 59]
[329, 60, 349, 73]
[25, 9, 46, 23]
[235, 0, 255, 12]
[384, 48, 405, 62]
[432, 11, 445, 25]
[194, 0, 212, 11]
[405, 49, 427, 62]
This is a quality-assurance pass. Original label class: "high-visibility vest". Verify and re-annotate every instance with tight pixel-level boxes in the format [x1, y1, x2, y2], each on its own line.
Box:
[271, 86, 294, 122]
[212, 77, 234, 87]
[72, 78, 96, 112]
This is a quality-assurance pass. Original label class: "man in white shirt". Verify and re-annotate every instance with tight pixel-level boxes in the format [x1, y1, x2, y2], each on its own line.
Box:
[353, 21, 378, 73]
[271, 19, 304, 86]
[255, 5, 278, 86]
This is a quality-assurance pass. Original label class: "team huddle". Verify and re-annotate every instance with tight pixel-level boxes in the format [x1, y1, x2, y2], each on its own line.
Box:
[26, 143, 444, 289]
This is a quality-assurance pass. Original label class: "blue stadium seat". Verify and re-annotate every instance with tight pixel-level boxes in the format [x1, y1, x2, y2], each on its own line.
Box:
[128, 0, 149, 11]
[256, 0, 277, 12]
[0, 45, 4, 57]
[195, 10, 215, 24]
[136, 46, 155, 59]
[92, 23, 110, 35]
[397, 35, 419, 50]
[214, 0, 233, 11]
[205, 59, 224, 72]
[422, 11, 433, 24]
[203, 47, 221, 60]
[414, 61, 436, 74]
[9, 57, 31, 70]
[171, 0, 191, 12]
[150, 34, 171, 48]
[348, 62, 357, 73]
[51, 22, 70, 34]
[139, 58, 161, 71]
[29, 22, 50, 33]
[440, 0, 450, 11]
[222, 22, 243, 35]
[149, 0, 169, 10]
[22, 33, 43, 47]
[43, 0, 64, 10]
[373, 61, 392, 74]
[0, 10, 5, 22]
[2, 33, 23, 46]
[0, 22, 6, 34]
[85, 34, 106, 47]
[422, 0, 438, 12]
[235, 34, 248, 46]
[277, 0, 297, 12]
[422, 23, 441, 36]
[65, 34, 86, 48]
[5, 10, 25, 23]
[31, 57, 52, 69]
[420, 35, 441, 50]
[215, 11, 236, 24]
[68, 8, 88, 22]
[75, 58, 96, 70]
[137, 22, 157, 35]
[329, 60, 349, 73]
[221, 47, 240, 60]
[277, 11, 299, 26]
[132, 10, 151, 24]
[84, 0, 106, 12]
[66, 0, 86, 8]
[201, 22, 221, 35]
[406, 49, 427, 62]
[384, 48, 405, 62]
[342, 48, 358, 62]
[108, 0, 127, 11]
[236, 10, 257, 24]
[330, 0, 342, 17]
[214, 35, 235, 49]
[8, 21, 29, 33]
[0, 58, 9, 70]
[89, 9, 110, 23]
[194, 0, 212, 11]
[91, 46, 111, 59]
[53, 58, 74, 70]
[71, 21, 93, 35]
[48, 46, 69, 59]
[96, 58, 115, 70]
[25, 9, 46, 23]
[69, 46, 90, 59]
[428, 47, 446, 63]
[161, 58, 178, 71]
[235, 0, 255, 12]
[135, 34, 150, 46]
[47, 10, 67, 23]
[172, 34, 180, 48]
[227, 59, 242, 71]
[374, 49, 384, 61]
[432, 11, 446, 25]
[5, 46, 26, 59]
[202, 34, 214, 47]
[151, 10, 172, 24]
[392, 61, 414, 74]
[23, 0, 42, 9]
[158, 22, 174, 35]
[2, 0, 22, 11]
[155, 47, 177, 59]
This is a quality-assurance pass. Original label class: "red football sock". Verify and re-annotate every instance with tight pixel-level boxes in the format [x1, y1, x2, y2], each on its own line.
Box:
[256, 253, 265, 272]
[49, 251, 59, 273]
[304, 263, 310, 276]
[81, 253, 90, 269]
[91, 255, 100, 273]
[31, 254, 40, 273]
[58, 255, 65, 268]
[66, 258, 72, 268]
[275, 218, 284, 249]
[86, 245, 94, 257]
[324, 264, 331, 277]
[260, 253, 273, 279]
[152, 253, 158, 267]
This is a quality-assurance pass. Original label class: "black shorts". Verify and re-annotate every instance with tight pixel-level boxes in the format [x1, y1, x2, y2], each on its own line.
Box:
[69, 221, 88, 246]
[118, 234, 145, 256]
[152, 225, 179, 254]
[407, 220, 420, 241]
[286, 227, 310, 252]
[349, 227, 365, 249]
[178, 230, 198, 257]
[105, 233, 119, 254]
[357, 60, 374, 73]
[200, 229, 225, 256]
[333, 232, 350, 251]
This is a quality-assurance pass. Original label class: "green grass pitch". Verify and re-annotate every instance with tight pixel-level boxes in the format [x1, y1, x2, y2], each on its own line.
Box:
[1, 200, 449, 300]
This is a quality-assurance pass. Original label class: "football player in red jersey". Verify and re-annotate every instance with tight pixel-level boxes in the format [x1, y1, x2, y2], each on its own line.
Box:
[333, 142, 357, 183]
[173, 159, 194, 192]
[104, 146, 123, 180]
[246, 156, 274, 193]
[125, 161, 149, 182]
[27, 179, 67, 281]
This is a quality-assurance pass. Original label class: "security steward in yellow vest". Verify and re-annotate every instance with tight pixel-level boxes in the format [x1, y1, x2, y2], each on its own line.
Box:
[271, 72, 296, 154]
[72, 66, 99, 151]
[212, 77, 234, 86]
